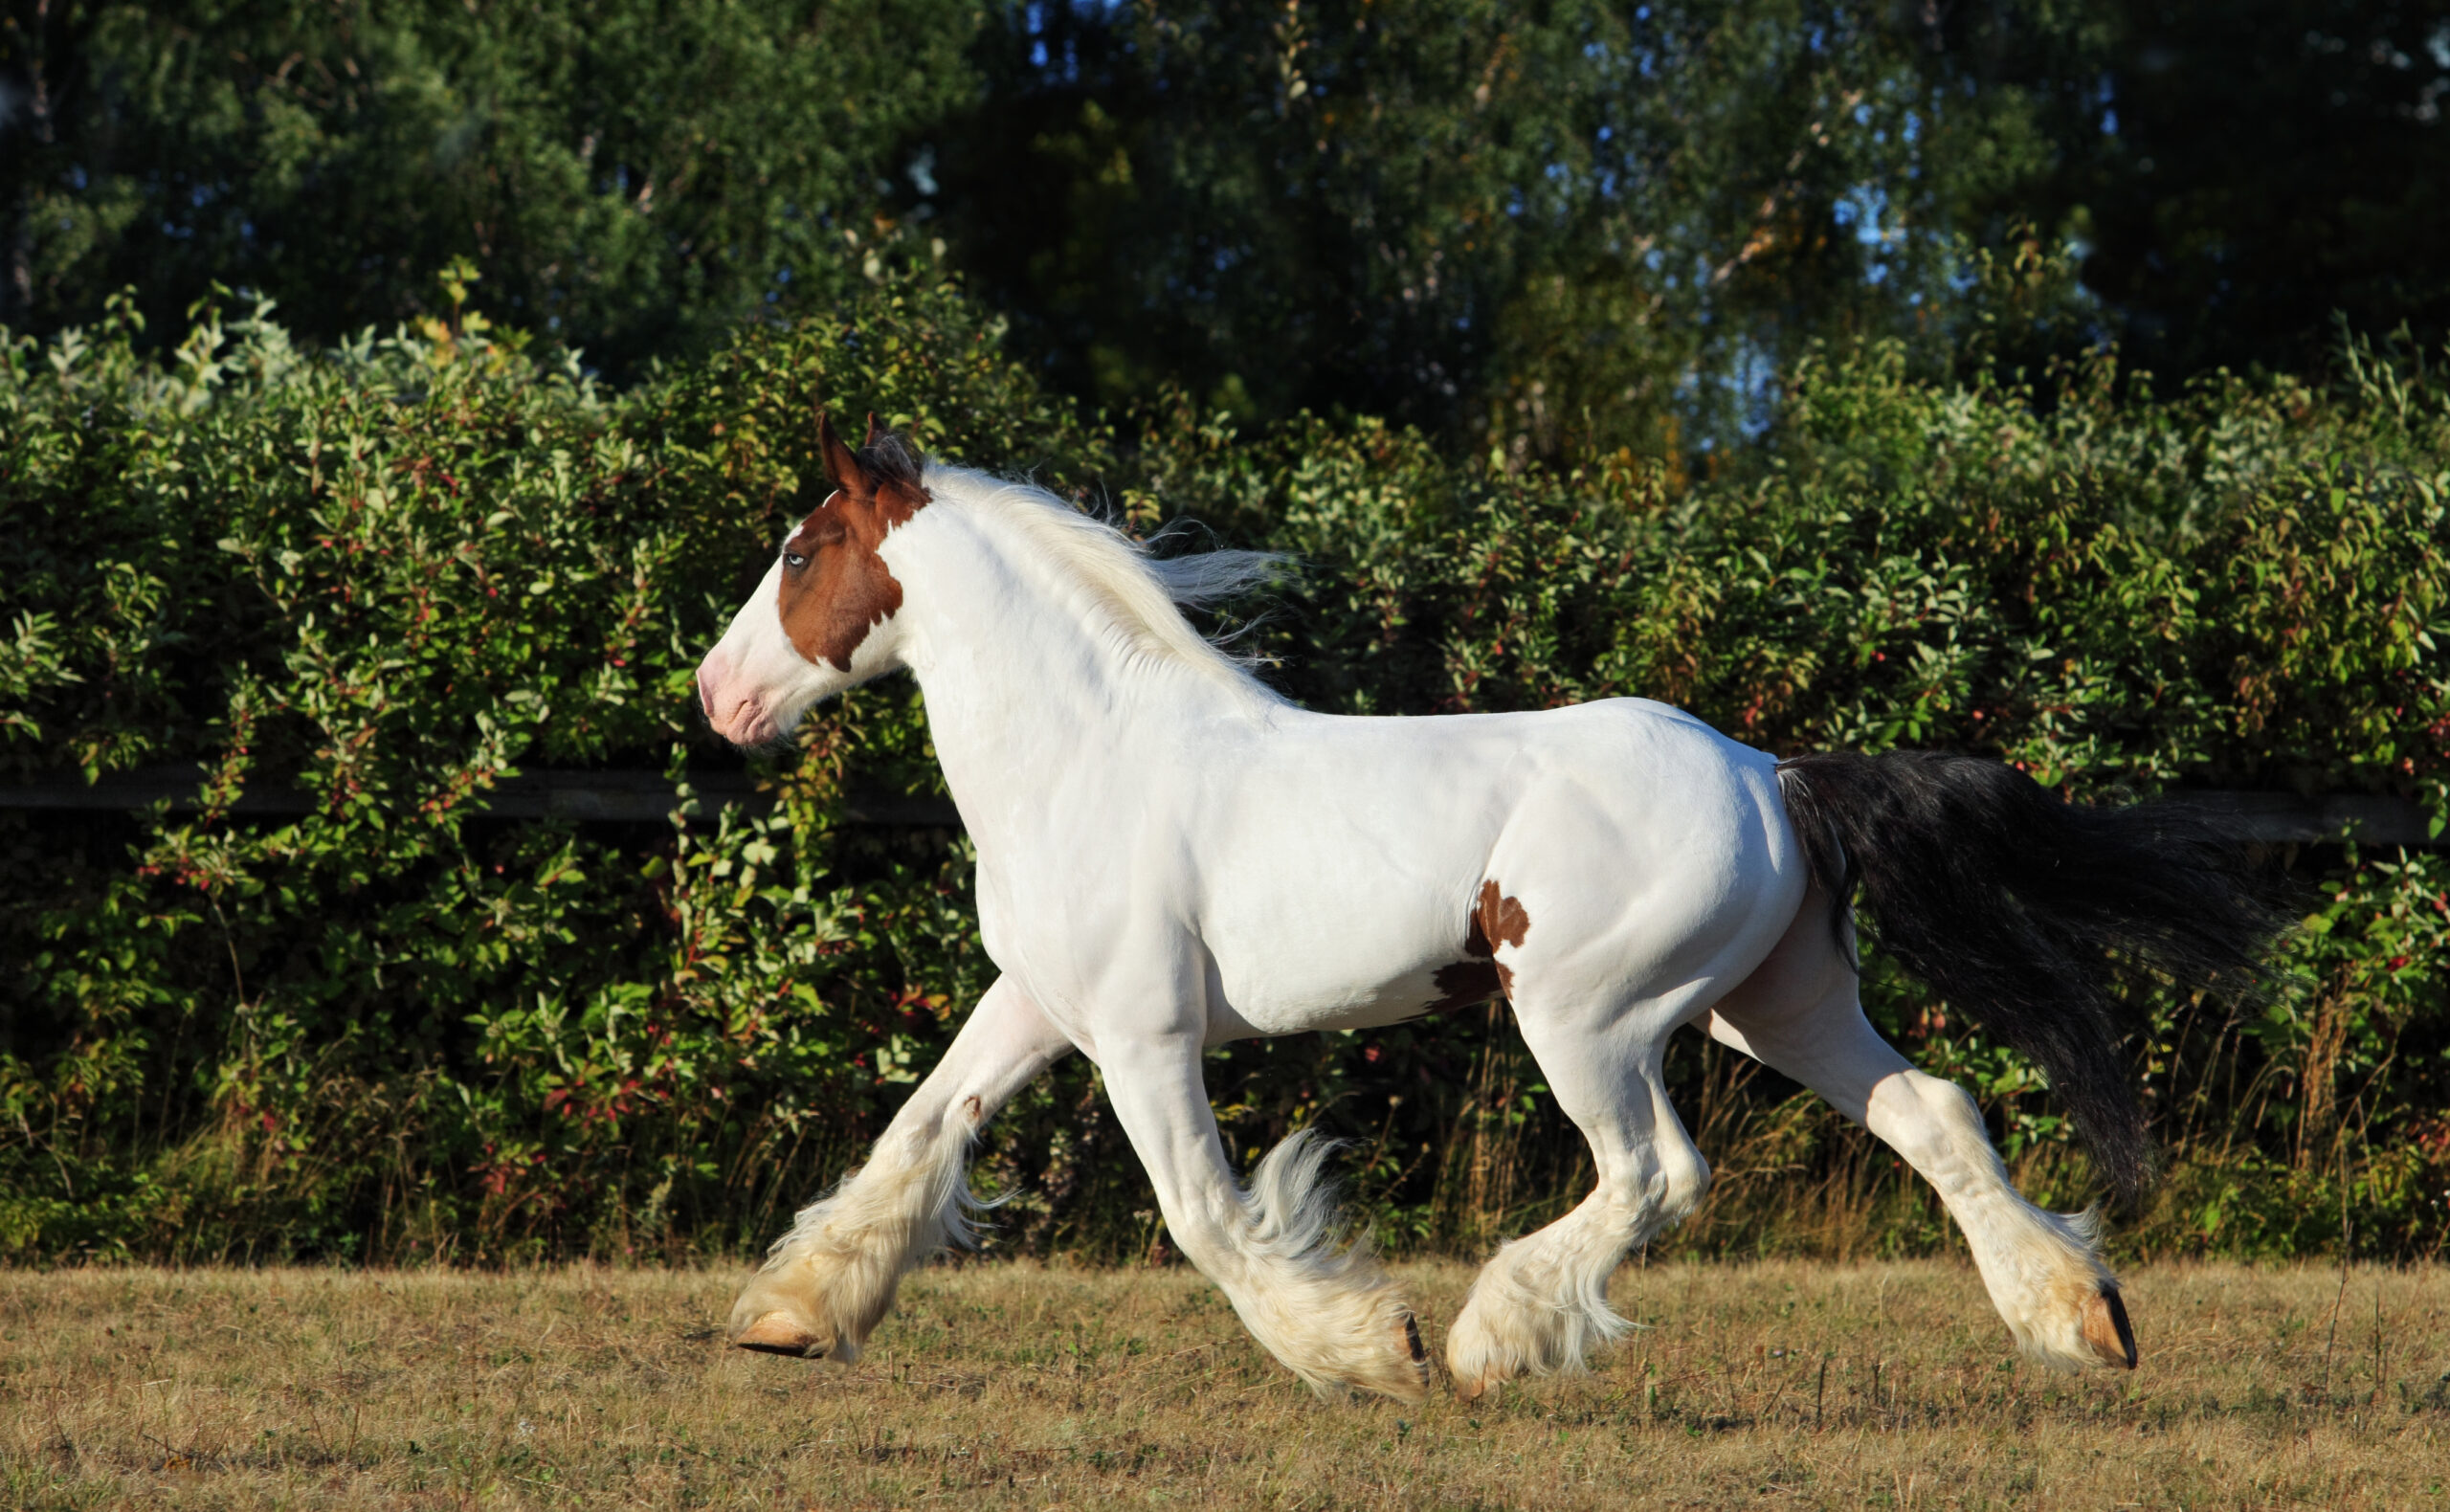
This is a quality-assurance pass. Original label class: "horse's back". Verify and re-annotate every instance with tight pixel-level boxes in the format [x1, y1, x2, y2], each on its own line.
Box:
[1183, 697, 1804, 1037]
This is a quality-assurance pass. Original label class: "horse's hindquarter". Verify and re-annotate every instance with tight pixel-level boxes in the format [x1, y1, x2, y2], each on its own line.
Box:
[1187, 699, 1803, 1038]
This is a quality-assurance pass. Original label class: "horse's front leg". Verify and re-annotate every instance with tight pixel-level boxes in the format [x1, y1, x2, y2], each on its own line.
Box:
[729, 973, 1072, 1360]
[1099, 1028, 1431, 1401]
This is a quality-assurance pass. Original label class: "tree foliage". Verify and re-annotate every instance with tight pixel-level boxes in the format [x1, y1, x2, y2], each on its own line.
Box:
[0, 0, 975, 375]
[2042, 0, 2450, 376]
[9, 2, 2446, 453]
[933, 0, 2091, 456]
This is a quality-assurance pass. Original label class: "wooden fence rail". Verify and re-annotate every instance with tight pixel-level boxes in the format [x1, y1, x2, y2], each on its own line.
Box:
[0, 766, 2435, 844]
[0, 766, 958, 827]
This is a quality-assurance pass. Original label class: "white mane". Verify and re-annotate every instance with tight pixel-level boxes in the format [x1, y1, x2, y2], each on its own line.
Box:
[924, 463, 1289, 704]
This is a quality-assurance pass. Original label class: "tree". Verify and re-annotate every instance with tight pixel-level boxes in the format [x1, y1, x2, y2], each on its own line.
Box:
[2040, 0, 2450, 375]
[926, 1, 2091, 461]
[9, 1, 2448, 450]
[0, 0, 978, 374]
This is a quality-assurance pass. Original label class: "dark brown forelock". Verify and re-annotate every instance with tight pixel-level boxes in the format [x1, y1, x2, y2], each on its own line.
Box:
[852, 430, 924, 494]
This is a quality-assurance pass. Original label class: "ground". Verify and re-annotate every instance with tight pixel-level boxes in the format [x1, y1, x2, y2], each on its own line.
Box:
[2, 1258, 2443, 1509]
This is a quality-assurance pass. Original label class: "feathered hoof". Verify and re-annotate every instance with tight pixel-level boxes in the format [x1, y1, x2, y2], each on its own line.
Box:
[725, 1247, 890, 1366]
[1451, 1361, 1508, 1402]
[1444, 1277, 1607, 1400]
[2082, 1283, 2138, 1369]
[1264, 1296, 1434, 1401]
[731, 1309, 834, 1359]
[1445, 1300, 1511, 1402]
[1343, 1310, 1433, 1402]
[1392, 1310, 1434, 1398]
[2000, 1258, 2143, 1374]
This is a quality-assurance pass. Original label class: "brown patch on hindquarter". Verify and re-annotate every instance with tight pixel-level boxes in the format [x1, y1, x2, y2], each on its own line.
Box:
[1475, 880, 1528, 966]
[2082, 1283, 2138, 1369]
[1425, 879, 1532, 1011]
[776, 410, 930, 670]
[1425, 960, 1503, 1013]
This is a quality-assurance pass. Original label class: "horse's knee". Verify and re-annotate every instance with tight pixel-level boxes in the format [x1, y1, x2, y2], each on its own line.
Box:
[1599, 1101, 1711, 1233]
[1868, 1069, 2000, 1182]
[1657, 1139, 1712, 1223]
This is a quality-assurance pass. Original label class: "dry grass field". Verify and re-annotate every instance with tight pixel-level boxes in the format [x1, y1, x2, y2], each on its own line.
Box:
[2, 1258, 2444, 1510]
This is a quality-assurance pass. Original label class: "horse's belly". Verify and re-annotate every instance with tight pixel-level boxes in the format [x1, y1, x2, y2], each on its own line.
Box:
[1207, 969, 1450, 1039]
[1202, 906, 1475, 1040]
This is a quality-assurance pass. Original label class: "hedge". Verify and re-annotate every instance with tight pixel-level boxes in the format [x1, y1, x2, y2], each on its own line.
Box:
[3, 276, 2446, 1265]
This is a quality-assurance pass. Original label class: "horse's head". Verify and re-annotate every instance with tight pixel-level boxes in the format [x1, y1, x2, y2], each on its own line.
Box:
[697, 409, 931, 745]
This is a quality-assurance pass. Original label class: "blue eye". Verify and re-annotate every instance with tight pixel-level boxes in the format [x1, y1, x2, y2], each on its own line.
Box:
[785, 552, 807, 568]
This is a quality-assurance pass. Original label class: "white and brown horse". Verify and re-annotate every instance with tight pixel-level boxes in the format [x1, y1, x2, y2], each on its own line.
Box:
[694, 413, 2274, 1400]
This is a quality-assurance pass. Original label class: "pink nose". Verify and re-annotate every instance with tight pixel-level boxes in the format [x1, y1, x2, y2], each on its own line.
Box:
[695, 648, 775, 745]
[696, 649, 735, 725]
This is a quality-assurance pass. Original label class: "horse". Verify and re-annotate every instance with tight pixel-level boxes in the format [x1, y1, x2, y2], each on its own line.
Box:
[692, 411, 2277, 1401]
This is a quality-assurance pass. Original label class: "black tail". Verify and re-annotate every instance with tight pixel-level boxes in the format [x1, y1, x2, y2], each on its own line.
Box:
[1775, 752, 2283, 1202]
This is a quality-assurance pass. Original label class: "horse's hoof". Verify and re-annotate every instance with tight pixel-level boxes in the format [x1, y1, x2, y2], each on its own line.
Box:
[2081, 1283, 2137, 1369]
[733, 1311, 829, 1358]
[1394, 1312, 1433, 1398]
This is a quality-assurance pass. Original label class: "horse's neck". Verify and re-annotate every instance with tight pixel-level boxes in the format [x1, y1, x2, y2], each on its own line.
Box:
[897, 508, 1243, 838]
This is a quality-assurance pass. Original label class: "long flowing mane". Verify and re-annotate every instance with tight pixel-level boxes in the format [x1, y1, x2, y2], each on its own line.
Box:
[923, 463, 1288, 704]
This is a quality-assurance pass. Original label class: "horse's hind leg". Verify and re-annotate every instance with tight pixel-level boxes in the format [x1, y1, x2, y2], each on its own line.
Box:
[1445, 1004, 1710, 1400]
[729, 974, 1072, 1361]
[1705, 887, 2138, 1372]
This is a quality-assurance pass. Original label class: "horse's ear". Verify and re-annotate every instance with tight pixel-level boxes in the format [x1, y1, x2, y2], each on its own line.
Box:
[863, 411, 881, 448]
[816, 409, 868, 495]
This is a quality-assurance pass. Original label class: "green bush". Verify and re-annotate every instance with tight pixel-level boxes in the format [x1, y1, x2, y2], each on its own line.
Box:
[0, 277, 1108, 1261]
[3, 277, 2446, 1264]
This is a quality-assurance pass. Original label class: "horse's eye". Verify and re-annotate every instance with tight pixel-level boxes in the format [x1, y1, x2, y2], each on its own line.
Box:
[784, 552, 807, 568]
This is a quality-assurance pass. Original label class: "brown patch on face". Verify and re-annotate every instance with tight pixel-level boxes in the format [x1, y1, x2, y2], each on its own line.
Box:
[1425, 879, 1532, 1011]
[775, 410, 930, 671]
[2082, 1282, 2138, 1369]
